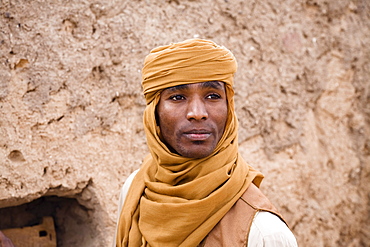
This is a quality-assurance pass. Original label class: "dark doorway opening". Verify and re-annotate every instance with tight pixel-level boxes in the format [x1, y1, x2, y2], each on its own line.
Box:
[0, 196, 94, 246]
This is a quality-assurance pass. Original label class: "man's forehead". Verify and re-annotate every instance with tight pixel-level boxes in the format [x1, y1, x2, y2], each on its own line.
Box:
[164, 81, 225, 92]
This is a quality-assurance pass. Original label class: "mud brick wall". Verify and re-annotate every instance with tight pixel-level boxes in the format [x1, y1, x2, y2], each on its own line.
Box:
[0, 0, 369, 246]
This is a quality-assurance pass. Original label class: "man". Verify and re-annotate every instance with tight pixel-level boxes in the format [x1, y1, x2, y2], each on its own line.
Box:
[114, 39, 298, 246]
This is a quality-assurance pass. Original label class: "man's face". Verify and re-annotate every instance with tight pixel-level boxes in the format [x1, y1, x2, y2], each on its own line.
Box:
[157, 81, 228, 159]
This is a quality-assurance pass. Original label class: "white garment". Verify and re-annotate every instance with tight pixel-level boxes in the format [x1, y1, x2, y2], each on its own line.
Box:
[113, 170, 298, 247]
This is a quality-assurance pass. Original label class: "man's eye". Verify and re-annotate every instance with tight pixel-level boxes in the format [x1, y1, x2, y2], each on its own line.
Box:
[170, 95, 185, 101]
[207, 93, 221, 99]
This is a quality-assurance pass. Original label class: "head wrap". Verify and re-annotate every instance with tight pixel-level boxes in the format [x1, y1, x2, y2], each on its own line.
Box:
[117, 39, 263, 247]
[141, 38, 237, 104]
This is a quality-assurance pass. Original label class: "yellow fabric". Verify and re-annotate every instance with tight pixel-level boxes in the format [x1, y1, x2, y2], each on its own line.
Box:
[117, 39, 264, 247]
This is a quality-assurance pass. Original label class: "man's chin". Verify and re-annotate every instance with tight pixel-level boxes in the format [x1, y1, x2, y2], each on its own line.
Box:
[178, 145, 215, 159]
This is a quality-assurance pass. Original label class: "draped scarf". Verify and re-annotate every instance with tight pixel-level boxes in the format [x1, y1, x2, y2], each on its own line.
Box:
[117, 39, 264, 247]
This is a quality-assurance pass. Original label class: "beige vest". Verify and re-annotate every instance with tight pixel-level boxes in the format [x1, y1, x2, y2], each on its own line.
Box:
[200, 183, 286, 247]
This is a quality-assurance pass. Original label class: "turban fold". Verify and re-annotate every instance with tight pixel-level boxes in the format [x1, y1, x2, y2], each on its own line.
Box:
[117, 39, 263, 247]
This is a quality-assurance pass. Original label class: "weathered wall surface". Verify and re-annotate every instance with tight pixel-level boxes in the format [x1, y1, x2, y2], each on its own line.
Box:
[0, 0, 369, 246]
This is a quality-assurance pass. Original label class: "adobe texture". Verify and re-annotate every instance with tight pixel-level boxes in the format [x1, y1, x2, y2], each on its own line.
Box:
[0, 0, 369, 246]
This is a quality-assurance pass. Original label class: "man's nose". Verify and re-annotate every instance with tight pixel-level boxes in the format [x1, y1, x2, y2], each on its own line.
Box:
[186, 97, 208, 121]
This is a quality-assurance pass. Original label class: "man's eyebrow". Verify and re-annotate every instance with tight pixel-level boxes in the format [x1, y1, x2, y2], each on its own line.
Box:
[165, 81, 224, 93]
[165, 84, 189, 92]
[201, 81, 224, 90]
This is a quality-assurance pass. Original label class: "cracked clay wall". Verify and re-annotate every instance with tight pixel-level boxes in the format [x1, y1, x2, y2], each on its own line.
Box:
[0, 0, 369, 246]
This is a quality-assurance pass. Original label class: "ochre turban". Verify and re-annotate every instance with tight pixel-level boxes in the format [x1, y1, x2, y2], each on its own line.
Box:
[117, 39, 263, 247]
[141, 38, 238, 104]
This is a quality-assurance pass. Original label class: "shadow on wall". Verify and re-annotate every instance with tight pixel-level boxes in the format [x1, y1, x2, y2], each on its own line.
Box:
[0, 196, 95, 246]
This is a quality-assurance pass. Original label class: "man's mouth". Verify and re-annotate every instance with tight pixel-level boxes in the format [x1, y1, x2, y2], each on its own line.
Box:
[183, 130, 211, 141]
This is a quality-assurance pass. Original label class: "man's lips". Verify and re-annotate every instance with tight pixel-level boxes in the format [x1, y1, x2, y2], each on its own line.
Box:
[183, 130, 211, 141]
